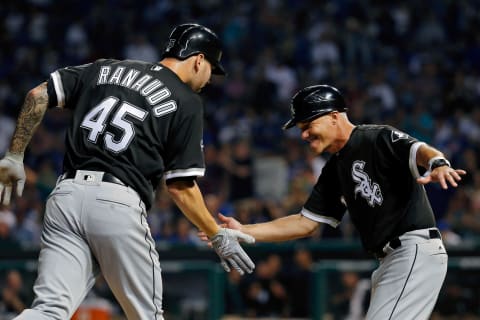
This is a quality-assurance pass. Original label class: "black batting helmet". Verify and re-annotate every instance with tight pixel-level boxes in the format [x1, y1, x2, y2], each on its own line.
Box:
[283, 84, 347, 129]
[162, 23, 226, 75]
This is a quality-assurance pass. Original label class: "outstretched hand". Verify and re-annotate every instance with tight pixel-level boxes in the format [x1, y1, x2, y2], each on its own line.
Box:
[198, 213, 255, 274]
[198, 213, 244, 244]
[210, 227, 255, 275]
[217, 213, 243, 230]
[417, 166, 466, 190]
[0, 153, 26, 205]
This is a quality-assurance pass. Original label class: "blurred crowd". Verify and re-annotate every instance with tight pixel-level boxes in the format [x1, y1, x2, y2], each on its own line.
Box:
[1, 0, 479, 250]
[0, 0, 480, 318]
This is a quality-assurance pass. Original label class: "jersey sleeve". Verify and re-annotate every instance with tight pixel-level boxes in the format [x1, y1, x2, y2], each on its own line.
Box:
[46, 61, 98, 109]
[163, 95, 206, 180]
[302, 159, 346, 227]
[376, 126, 426, 178]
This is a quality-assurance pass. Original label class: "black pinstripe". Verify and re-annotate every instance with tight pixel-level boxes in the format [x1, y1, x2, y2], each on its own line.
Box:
[140, 204, 160, 319]
[388, 245, 418, 320]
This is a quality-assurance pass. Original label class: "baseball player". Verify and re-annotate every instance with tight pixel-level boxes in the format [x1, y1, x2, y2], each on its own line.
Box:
[0, 23, 255, 320]
[211, 85, 467, 319]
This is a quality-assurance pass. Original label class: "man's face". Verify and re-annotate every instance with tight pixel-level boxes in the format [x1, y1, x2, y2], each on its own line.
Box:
[297, 113, 335, 154]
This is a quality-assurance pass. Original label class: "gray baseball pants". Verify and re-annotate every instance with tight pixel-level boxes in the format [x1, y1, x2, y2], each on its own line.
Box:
[14, 170, 164, 320]
[366, 228, 448, 320]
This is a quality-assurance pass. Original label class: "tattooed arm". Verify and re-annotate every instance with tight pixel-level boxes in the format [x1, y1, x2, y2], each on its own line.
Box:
[0, 82, 49, 204]
[9, 82, 49, 156]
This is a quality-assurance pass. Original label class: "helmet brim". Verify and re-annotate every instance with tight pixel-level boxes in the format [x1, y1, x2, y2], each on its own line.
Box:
[282, 110, 335, 130]
[212, 62, 226, 75]
[282, 119, 296, 130]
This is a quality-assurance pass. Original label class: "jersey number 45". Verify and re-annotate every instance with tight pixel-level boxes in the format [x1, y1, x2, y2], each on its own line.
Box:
[81, 97, 148, 153]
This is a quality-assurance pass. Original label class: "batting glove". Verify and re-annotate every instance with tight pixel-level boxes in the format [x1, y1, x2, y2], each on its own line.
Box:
[210, 228, 255, 275]
[0, 152, 26, 205]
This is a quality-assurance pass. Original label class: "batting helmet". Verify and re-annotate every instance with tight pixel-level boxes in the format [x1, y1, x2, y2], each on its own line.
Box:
[162, 23, 226, 75]
[283, 84, 347, 129]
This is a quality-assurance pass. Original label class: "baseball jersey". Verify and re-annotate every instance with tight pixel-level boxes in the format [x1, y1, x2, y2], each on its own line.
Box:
[46, 58, 206, 210]
[301, 125, 436, 252]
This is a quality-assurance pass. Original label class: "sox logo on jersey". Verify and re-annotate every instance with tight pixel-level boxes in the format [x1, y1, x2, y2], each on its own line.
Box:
[351, 160, 383, 207]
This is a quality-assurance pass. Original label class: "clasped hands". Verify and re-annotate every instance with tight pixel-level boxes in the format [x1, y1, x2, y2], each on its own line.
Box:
[207, 213, 254, 275]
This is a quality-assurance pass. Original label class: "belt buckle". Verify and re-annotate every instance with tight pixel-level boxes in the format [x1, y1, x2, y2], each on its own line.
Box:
[83, 174, 96, 182]
[73, 170, 103, 185]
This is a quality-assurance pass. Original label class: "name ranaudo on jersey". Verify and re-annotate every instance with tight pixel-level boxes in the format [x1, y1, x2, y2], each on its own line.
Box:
[96, 65, 176, 117]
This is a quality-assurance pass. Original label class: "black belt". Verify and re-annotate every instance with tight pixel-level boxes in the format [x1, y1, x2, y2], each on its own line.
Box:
[372, 229, 441, 259]
[60, 171, 126, 186]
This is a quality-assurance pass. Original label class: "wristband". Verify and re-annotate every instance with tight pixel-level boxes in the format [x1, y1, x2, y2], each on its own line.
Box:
[5, 151, 24, 162]
[428, 156, 451, 171]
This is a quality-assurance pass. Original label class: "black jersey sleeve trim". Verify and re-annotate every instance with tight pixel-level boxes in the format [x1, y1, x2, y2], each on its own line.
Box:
[409, 142, 425, 178]
[301, 208, 340, 228]
[50, 70, 65, 108]
[164, 168, 205, 180]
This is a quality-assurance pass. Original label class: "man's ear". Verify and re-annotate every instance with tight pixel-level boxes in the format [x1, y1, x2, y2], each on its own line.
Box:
[330, 111, 339, 125]
[194, 53, 205, 70]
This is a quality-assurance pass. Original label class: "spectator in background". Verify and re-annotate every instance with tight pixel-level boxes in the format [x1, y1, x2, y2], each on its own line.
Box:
[1, 270, 28, 316]
[170, 217, 204, 246]
[204, 193, 234, 219]
[0, 107, 15, 157]
[330, 271, 370, 320]
[283, 174, 312, 215]
[0, 204, 19, 249]
[309, 17, 340, 81]
[414, 12, 446, 50]
[223, 61, 248, 103]
[33, 158, 57, 201]
[123, 34, 159, 62]
[12, 193, 42, 248]
[435, 281, 478, 319]
[343, 17, 373, 68]
[64, 20, 90, 64]
[264, 55, 298, 103]
[456, 172, 480, 241]
[197, 144, 228, 196]
[404, 102, 435, 144]
[243, 254, 289, 318]
[220, 138, 255, 202]
[288, 247, 314, 317]
[366, 68, 396, 121]
[440, 187, 468, 246]
[232, 199, 256, 226]
[459, 149, 480, 188]
[223, 270, 246, 316]
[146, 187, 176, 242]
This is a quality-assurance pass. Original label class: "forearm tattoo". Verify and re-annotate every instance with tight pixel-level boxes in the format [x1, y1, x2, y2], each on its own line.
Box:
[10, 82, 49, 155]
